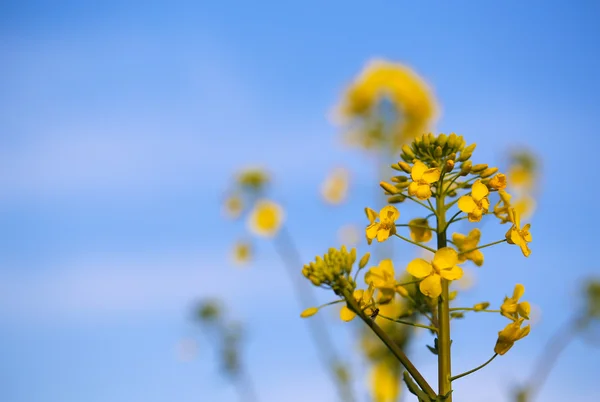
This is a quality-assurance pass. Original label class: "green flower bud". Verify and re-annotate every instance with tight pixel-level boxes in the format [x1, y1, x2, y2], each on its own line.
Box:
[458, 143, 476, 162]
[380, 181, 401, 195]
[471, 163, 488, 173]
[436, 133, 448, 148]
[434, 145, 443, 158]
[480, 167, 499, 178]
[387, 194, 406, 203]
[359, 252, 371, 269]
[402, 144, 415, 159]
[398, 161, 412, 173]
[460, 160, 472, 176]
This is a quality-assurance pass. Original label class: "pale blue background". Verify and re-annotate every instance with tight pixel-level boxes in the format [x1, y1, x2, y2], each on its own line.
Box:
[1, 1, 599, 401]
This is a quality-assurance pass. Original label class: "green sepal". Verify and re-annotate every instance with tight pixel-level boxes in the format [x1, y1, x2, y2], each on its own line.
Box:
[403, 371, 433, 402]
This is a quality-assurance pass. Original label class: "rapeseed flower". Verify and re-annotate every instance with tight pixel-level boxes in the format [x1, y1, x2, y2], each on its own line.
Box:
[501, 284, 531, 320]
[365, 206, 399, 244]
[452, 228, 484, 266]
[408, 218, 433, 243]
[321, 167, 349, 205]
[505, 208, 532, 257]
[340, 285, 375, 321]
[458, 180, 490, 222]
[247, 200, 284, 237]
[408, 160, 440, 200]
[406, 248, 463, 298]
[494, 318, 530, 355]
[365, 259, 397, 302]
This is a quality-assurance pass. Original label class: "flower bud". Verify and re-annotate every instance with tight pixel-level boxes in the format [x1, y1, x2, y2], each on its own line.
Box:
[458, 143, 476, 162]
[480, 167, 499, 178]
[300, 307, 319, 318]
[434, 145, 443, 158]
[436, 133, 448, 148]
[398, 161, 412, 174]
[460, 160, 472, 176]
[447, 133, 457, 149]
[473, 302, 490, 311]
[387, 194, 406, 203]
[396, 285, 409, 297]
[402, 144, 415, 159]
[471, 163, 488, 173]
[445, 160, 455, 171]
[391, 175, 408, 183]
[380, 181, 401, 195]
[359, 252, 371, 269]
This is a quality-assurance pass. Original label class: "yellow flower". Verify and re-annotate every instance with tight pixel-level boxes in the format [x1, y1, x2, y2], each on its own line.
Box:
[488, 173, 507, 190]
[513, 195, 536, 219]
[408, 160, 440, 200]
[494, 318, 530, 355]
[365, 206, 399, 244]
[370, 362, 399, 402]
[237, 168, 269, 191]
[458, 180, 490, 222]
[505, 208, 532, 257]
[508, 165, 534, 190]
[452, 228, 484, 266]
[406, 247, 464, 298]
[247, 200, 284, 237]
[321, 168, 349, 205]
[501, 284, 531, 320]
[223, 195, 243, 219]
[231, 241, 252, 265]
[493, 190, 512, 224]
[365, 260, 396, 302]
[340, 285, 375, 322]
[408, 218, 432, 243]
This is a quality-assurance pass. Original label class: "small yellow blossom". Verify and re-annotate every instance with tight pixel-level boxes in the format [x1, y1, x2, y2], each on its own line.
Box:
[406, 247, 464, 298]
[458, 180, 490, 222]
[340, 285, 375, 322]
[493, 190, 512, 224]
[247, 200, 284, 237]
[365, 206, 399, 244]
[365, 260, 396, 302]
[505, 208, 532, 257]
[501, 284, 531, 320]
[452, 228, 484, 266]
[473, 302, 490, 311]
[321, 168, 350, 205]
[408, 160, 440, 200]
[231, 241, 252, 265]
[300, 307, 319, 318]
[370, 362, 399, 402]
[488, 173, 507, 190]
[408, 218, 432, 243]
[494, 317, 530, 355]
[223, 195, 244, 219]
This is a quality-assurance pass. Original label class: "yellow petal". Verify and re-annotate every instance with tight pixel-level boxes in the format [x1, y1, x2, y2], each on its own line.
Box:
[421, 167, 441, 184]
[518, 301, 531, 319]
[366, 222, 380, 240]
[247, 200, 284, 237]
[452, 232, 466, 248]
[408, 181, 419, 196]
[365, 207, 378, 223]
[415, 184, 432, 200]
[379, 259, 395, 278]
[340, 306, 356, 322]
[365, 268, 386, 287]
[471, 180, 489, 202]
[513, 284, 525, 300]
[458, 195, 477, 213]
[433, 247, 459, 269]
[419, 274, 442, 298]
[377, 228, 391, 242]
[468, 209, 483, 222]
[370, 362, 399, 402]
[380, 205, 400, 222]
[440, 265, 463, 281]
[411, 160, 427, 181]
[470, 250, 484, 266]
[407, 258, 433, 278]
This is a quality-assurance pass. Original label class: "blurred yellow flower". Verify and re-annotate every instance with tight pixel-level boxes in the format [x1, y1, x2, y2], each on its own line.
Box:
[406, 248, 463, 298]
[365, 206, 399, 244]
[365, 259, 396, 302]
[247, 200, 284, 237]
[493, 190, 512, 224]
[370, 362, 399, 402]
[231, 241, 252, 265]
[408, 218, 433, 243]
[501, 284, 531, 320]
[408, 161, 440, 200]
[223, 194, 244, 219]
[508, 165, 534, 190]
[237, 167, 269, 191]
[452, 228, 484, 266]
[505, 208, 532, 257]
[340, 285, 375, 322]
[458, 180, 490, 222]
[494, 318, 530, 355]
[488, 173, 507, 190]
[513, 195, 536, 219]
[321, 167, 350, 205]
[335, 59, 437, 150]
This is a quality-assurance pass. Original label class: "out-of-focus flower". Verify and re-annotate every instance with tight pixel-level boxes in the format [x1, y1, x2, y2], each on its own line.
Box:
[365, 260, 397, 302]
[223, 194, 244, 219]
[505, 208, 532, 257]
[321, 167, 350, 204]
[231, 241, 252, 265]
[247, 200, 284, 237]
[501, 284, 531, 320]
[406, 248, 463, 298]
[408, 218, 433, 243]
[452, 228, 484, 266]
[365, 206, 399, 244]
[513, 195, 536, 220]
[494, 318, 530, 355]
[458, 180, 490, 222]
[408, 161, 440, 200]
[340, 285, 375, 322]
[334, 59, 437, 150]
[237, 168, 270, 191]
[370, 361, 400, 402]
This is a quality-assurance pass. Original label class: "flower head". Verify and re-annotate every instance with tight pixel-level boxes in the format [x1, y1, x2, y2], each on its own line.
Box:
[237, 168, 269, 191]
[408, 160, 440, 200]
[321, 168, 350, 205]
[494, 318, 530, 355]
[340, 285, 375, 321]
[458, 180, 490, 222]
[501, 284, 531, 320]
[505, 208, 532, 257]
[406, 248, 464, 298]
[408, 218, 432, 243]
[365, 260, 397, 303]
[365, 206, 399, 244]
[452, 228, 484, 266]
[488, 173, 507, 190]
[247, 200, 284, 237]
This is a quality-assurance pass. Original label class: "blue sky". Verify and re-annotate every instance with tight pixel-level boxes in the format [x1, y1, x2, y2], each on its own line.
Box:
[1, 1, 599, 401]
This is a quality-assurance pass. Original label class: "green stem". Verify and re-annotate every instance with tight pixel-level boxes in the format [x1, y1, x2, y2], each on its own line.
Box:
[394, 234, 436, 253]
[343, 289, 437, 400]
[451, 354, 498, 382]
[449, 308, 501, 313]
[378, 314, 438, 332]
[396, 223, 436, 232]
[444, 211, 463, 231]
[406, 195, 437, 213]
[458, 239, 507, 255]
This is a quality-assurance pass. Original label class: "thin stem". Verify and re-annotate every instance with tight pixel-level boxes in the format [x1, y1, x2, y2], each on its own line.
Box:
[343, 289, 437, 400]
[396, 223, 436, 232]
[427, 198, 435, 212]
[406, 195, 436, 213]
[394, 233, 436, 253]
[443, 173, 462, 194]
[274, 227, 355, 402]
[450, 354, 498, 382]
[444, 210, 463, 231]
[449, 308, 501, 314]
[378, 314, 438, 332]
[458, 239, 507, 255]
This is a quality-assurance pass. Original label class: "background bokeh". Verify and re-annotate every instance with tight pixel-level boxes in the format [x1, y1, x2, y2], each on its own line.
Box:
[1, 1, 599, 401]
